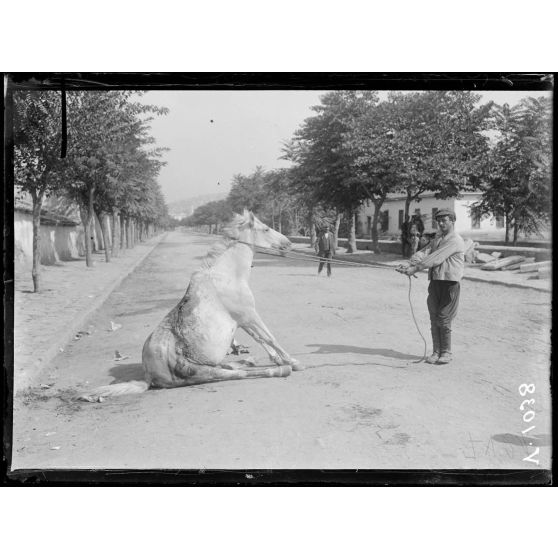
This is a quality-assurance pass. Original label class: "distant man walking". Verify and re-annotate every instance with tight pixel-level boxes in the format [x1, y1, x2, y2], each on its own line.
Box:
[315, 225, 335, 277]
[399, 208, 465, 365]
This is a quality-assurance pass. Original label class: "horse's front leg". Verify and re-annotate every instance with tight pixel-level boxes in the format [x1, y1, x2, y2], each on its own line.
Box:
[239, 311, 304, 371]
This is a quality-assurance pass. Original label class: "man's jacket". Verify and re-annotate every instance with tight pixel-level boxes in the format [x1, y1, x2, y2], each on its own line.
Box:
[410, 230, 465, 281]
[316, 232, 335, 253]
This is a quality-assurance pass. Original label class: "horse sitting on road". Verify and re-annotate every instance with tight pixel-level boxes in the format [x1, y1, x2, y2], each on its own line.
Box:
[80, 210, 303, 402]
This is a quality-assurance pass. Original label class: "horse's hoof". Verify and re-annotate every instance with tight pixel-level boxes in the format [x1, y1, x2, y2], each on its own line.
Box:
[291, 360, 305, 371]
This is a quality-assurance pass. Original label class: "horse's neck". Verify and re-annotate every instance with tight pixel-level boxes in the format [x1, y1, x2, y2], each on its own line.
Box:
[211, 241, 253, 280]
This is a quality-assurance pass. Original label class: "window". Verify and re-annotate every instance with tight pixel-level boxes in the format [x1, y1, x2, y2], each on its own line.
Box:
[471, 213, 481, 229]
[381, 210, 389, 232]
[495, 211, 505, 229]
[431, 207, 438, 229]
[398, 209, 404, 229]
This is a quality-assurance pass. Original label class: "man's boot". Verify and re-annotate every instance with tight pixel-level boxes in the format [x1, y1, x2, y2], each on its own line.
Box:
[425, 326, 441, 364]
[437, 327, 452, 364]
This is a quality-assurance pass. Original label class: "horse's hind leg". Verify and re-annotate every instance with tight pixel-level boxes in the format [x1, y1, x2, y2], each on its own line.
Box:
[174, 362, 291, 385]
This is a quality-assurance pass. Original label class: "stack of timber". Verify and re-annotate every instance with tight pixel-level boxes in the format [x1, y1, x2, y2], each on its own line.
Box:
[475, 252, 497, 264]
[518, 260, 552, 279]
[518, 260, 551, 273]
[538, 267, 551, 279]
[480, 255, 526, 271]
[502, 257, 534, 271]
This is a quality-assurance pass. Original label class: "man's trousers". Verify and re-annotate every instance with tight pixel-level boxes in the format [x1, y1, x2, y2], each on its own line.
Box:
[427, 280, 460, 354]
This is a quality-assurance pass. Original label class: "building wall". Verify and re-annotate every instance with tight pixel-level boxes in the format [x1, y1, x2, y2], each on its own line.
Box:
[358, 194, 504, 237]
[14, 211, 84, 271]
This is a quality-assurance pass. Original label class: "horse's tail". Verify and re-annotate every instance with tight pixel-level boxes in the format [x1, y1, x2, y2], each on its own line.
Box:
[77, 380, 150, 402]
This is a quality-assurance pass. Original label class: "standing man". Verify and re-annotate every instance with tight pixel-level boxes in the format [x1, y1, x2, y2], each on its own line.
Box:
[399, 208, 465, 364]
[315, 225, 335, 277]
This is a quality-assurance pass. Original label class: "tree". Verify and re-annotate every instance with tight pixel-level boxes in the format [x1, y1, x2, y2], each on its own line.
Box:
[472, 97, 552, 244]
[226, 167, 268, 215]
[383, 91, 492, 220]
[343, 100, 403, 252]
[284, 91, 380, 252]
[14, 90, 67, 292]
[62, 91, 168, 265]
[184, 199, 233, 233]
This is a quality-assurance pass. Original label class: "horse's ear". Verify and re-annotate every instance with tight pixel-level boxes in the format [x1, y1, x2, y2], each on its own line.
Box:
[248, 211, 255, 227]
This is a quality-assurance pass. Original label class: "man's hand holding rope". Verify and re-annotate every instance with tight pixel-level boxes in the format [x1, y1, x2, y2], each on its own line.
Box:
[396, 264, 419, 278]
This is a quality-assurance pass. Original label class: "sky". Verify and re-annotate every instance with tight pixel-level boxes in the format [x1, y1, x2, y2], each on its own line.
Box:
[140, 89, 553, 204]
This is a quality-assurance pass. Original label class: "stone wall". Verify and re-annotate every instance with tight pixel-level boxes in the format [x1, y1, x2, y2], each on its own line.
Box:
[15, 211, 83, 271]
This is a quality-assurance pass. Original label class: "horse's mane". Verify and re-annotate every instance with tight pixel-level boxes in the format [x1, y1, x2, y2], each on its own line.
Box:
[201, 213, 249, 269]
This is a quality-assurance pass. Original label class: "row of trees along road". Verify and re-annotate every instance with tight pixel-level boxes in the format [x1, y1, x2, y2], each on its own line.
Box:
[14, 90, 170, 292]
[184, 91, 551, 253]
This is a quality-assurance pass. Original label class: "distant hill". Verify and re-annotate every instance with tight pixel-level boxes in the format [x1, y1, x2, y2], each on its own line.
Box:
[167, 192, 227, 219]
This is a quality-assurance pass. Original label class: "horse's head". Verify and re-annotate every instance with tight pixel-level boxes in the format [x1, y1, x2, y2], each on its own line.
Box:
[225, 209, 291, 251]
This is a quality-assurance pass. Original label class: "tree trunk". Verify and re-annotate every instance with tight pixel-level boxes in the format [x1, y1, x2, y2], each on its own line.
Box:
[79, 188, 95, 268]
[346, 212, 357, 253]
[79, 206, 93, 267]
[504, 210, 511, 244]
[371, 198, 385, 253]
[513, 222, 519, 245]
[308, 207, 317, 249]
[92, 210, 103, 252]
[292, 208, 300, 236]
[404, 194, 412, 221]
[278, 209, 282, 233]
[99, 212, 111, 263]
[111, 208, 120, 258]
[334, 213, 342, 251]
[120, 215, 126, 249]
[31, 192, 44, 293]
[125, 217, 131, 249]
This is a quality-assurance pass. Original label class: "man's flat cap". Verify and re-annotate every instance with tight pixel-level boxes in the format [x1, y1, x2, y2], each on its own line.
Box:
[435, 208, 456, 220]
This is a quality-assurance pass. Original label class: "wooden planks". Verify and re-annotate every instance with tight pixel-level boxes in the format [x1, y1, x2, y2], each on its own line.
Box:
[480, 255, 526, 271]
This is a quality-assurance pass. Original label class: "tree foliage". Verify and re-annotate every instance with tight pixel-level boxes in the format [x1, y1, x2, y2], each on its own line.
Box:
[183, 199, 233, 233]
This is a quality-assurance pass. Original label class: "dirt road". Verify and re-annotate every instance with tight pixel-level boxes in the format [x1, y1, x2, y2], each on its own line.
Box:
[11, 230, 552, 470]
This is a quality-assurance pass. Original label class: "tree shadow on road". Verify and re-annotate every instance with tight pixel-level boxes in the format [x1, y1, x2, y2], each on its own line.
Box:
[306, 343, 419, 360]
[114, 296, 181, 318]
[108, 362, 145, 383]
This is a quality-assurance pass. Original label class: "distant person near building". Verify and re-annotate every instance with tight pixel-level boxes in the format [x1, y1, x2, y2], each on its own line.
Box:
[315, 225, 335, 277]
[401, 215, 411, 257]
[409, 214, 425, 255]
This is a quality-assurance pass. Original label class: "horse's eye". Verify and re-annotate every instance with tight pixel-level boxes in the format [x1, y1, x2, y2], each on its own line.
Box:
[264, 228, 270, 232]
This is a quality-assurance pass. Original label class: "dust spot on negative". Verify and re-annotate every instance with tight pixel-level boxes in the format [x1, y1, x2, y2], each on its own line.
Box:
[347, 404, 382, 419]
[383, 433, 411, 446]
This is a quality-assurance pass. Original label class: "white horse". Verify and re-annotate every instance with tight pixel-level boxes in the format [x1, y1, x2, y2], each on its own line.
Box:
[80, 210, 303, 401]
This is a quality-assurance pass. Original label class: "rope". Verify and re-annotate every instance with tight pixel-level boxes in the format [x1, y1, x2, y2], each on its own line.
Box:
[245, 240, 429, 363]
[406, 275, 428, 363]
[247, 243, 393, 270]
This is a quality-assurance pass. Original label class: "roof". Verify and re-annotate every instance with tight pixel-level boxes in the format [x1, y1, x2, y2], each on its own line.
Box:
[384, 191, 482, 202]
[15, 201, 80, 227]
